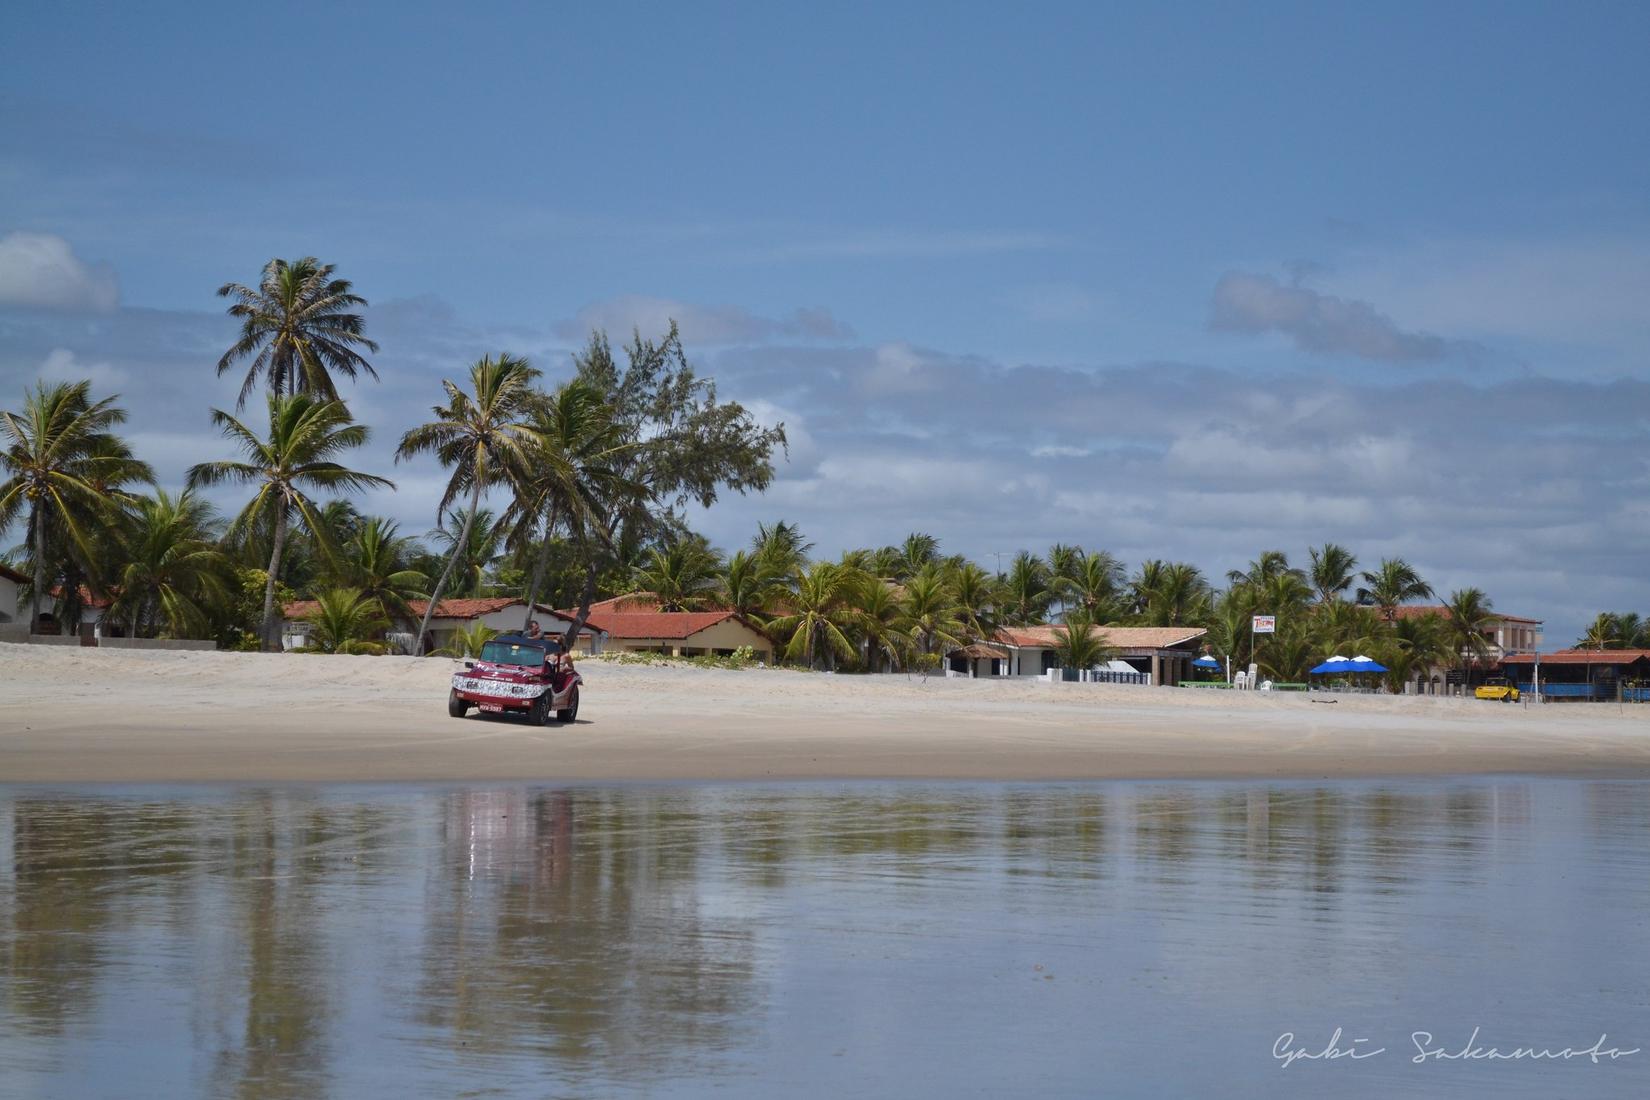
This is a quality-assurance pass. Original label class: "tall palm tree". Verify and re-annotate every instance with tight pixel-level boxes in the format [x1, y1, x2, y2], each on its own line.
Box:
[768, 562, 858, 669]
[1056, 549, 1124, 620]
[1, 380, 153, 632]
[1356, 558, 1433, 620]
[188, 394, 391, 651]
[902, 569, 965, 657]
[1140, 562, 1209, 626]
[429, 506, 505, 597]
[898, 532, 940, 580]
[1576, 613, 1622, 650]
[1226, 550, 1300, 588]
[216, 257, 379, 408]
[106, 489, 231, 639]
[505, 380, 635, 629]
[1002, 551, 1051, 626]
[849, 577, 909, 673]
[340, 517, 428, 627]
[1443, 588, 1497, 680]
[1308, 543, 1359, 604]
[948, 561, 1001, 642]
[752, 520, 813, 575]
[633, 540, 723, 611]
[720, 549, 782, 618]
[1046, 543, 1083, 590]
[396, 353, 539, 651]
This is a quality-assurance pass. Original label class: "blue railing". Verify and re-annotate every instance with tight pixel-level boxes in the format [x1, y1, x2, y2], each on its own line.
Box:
[1518, 682, 1610, 699]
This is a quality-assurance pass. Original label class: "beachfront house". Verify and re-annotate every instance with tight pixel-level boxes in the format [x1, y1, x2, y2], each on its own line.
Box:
[0, 562, 23, 626]
[1500, 649, 1650, 702]
[281, 596, 608, 655]
[949, 625, 1208, 685]
[1390, 606, 1544, 693]
[575, 594, 775, 664]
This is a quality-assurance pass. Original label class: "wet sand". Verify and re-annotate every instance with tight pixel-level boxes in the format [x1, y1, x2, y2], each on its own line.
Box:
[2, 645, 1648, 782]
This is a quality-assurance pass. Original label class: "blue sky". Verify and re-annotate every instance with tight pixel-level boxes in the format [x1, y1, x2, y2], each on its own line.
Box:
[3, 1, 1648, 643]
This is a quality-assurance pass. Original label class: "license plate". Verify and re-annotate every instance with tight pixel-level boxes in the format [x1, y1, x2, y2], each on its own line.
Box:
[479, 703, 505, 713]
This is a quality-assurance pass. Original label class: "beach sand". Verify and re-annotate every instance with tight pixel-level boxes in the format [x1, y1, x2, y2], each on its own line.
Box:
[2, 645, 1647, 783]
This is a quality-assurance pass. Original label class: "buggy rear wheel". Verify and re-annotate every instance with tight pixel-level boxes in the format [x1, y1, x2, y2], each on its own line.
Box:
[557, 686, 579, 724]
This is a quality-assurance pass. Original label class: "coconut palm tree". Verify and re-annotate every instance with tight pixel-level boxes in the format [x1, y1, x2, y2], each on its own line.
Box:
[1002, 551, 1051, 626]
[1046, 543, 1083, 592]
[396, 353, 539, 652]
[106, 489, 231, 639]
[633, 540, 723, 610]
[1308, 543, 1359, 604]
[1050, 609, 1113, 672]
[768, 562, 857, 669]
[435, 622, 498, 659]
[429, 507, 505, 597]
[1576, 613, 1622, 650]
[1442, 588, 1497, 681]
[188, 394, 391, 651]
[1226, 550, 1300, 588]
[901, 569, 965, 658]
[948, 561, 1001, 642]
[1140, 562, 1209, 626]
[216, 257, 379, 408]
[302, 587, 387, 654]
[339, 517, 428, 626]
[1356, 558, 1433, 620]
[1377, 611, 1452, 693]
[751, 520, 813, 576]
[720, 549, 782, 618]
[849, 576, 909, 672]
[898, 532, 941, 580]
[506, 379, 635, 628]
[1056, 549, 1125, 620]
[1, 380, 154, 632]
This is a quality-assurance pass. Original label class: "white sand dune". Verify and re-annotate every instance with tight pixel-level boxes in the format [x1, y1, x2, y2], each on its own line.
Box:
[2, 645, 1648, 782]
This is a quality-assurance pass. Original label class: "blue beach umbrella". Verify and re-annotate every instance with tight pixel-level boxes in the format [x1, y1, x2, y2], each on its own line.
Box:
[1192, 655, 1221, 670]
[1310, 654, 1354, 675]
[1348, 654, 1388, 673]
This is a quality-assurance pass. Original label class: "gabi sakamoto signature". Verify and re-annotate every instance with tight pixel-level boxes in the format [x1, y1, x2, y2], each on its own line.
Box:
[1274, 1028, 1641, 1069]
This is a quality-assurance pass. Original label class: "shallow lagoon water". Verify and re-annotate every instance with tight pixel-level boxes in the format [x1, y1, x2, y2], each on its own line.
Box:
[1, 779, 1646, 1098]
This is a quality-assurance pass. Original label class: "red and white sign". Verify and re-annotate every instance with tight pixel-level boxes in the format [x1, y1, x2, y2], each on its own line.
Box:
[1251, 615, 1276, 634]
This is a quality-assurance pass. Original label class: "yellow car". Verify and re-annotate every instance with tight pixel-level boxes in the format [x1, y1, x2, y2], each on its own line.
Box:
[1474, 679, 1520, 702]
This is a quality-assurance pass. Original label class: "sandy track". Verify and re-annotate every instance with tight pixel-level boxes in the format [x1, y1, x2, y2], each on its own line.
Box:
[2, 646, 1648, 782]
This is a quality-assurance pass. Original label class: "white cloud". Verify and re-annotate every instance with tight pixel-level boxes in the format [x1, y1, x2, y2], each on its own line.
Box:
[0, 232, 119, 311]
[1209, 271, 1458, 363]
[37, 347, 126, 389]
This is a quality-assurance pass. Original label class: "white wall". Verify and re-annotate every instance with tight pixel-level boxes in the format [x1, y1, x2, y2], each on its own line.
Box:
[0, 576, 18, 624]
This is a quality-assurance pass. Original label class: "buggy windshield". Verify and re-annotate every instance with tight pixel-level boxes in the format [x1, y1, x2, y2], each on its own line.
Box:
[479, 639, 549, 667]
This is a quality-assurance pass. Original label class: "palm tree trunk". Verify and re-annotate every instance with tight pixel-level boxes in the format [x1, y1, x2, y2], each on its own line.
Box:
[30, 503, 46, 634]
[418, 481, 483, 654]
[560, 556, 601, 652]
[260, 502, 290, 653]
[521, 506, 558, 631]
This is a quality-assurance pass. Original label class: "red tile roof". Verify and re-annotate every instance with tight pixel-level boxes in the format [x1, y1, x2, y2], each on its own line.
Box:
[587, 609, 765, 641]
[1502, 649, 1650, 666]
[994, 625, 1207, 650]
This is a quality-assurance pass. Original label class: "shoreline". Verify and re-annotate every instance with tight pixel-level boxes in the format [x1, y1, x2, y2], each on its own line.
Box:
[3, 646, 1648, 784]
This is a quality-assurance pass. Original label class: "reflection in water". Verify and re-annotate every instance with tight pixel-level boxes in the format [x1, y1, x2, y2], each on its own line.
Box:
[1, 780, 1647, 1098]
